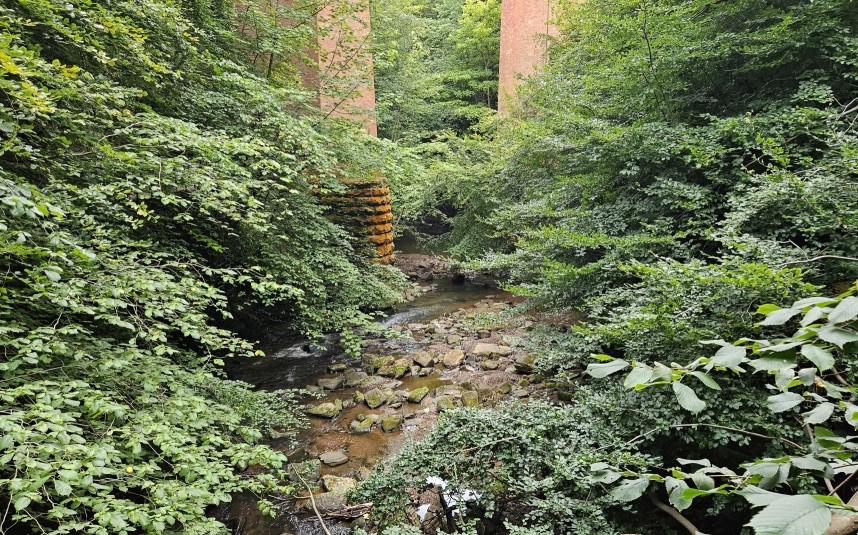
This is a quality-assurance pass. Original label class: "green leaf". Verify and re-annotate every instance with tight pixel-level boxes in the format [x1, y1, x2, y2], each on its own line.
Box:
[747, 494, 831, 535]
[623, 365, 653, 389]
[751, 355, 797, 372]
[759, 308, 801, 326]
[610, 477, 649, 502]
[757, 304, 782, 315]
[691, 371, 721, 390]
[54, 480, 72, 496]
[801, 345, 834, 372]
[691, 471, 715, 491]
[817, 325, 858, 348]
[828, 297, 858, 324]
[803, 403, 835, 425]
[672, 382, 706, 413]
[767, 392, 804, 413]
[44, 270, 61, 282]
[739, 486, 789, 507]
[793, 297, 838, 309]
[586, 359, 629, 379]
[665, 477, 691, 511]
[14, 495, 31, 510]
[709, 344, 747, 370]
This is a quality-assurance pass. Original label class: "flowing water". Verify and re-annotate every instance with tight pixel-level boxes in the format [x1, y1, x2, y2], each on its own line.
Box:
[219, 276, 511, 535]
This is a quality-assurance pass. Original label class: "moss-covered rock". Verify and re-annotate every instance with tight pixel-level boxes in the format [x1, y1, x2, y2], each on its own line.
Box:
[364, 388, 388, 409]
[407, 386, 430, 403]
[307, 399, 343, 418]
[381, 415, 403, 432]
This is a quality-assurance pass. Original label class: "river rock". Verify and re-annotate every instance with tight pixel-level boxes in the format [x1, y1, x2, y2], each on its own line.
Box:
[369, 356, 395, 373]
[322, 474, 357, 495]
[344, 370, 369, 387]
[443, 349, 465, 368]
[512, 389, 530, 398]
[410, 365, 421, 376]
[407, 386, 430, 403]
[437, 385, 463, 397]
[447, 334, 463, 345]
[472, 343, 512, 357]
[462, 391, 479, 407]
[317, 376, 344, 390]
[413, 351, 435, 368]
[350, 418, 374, 433]
[381, 415, 403, 432]
[359, 375, 386, 388]
[497, 383, 512, 395]
[353, 391, 364, 403]
[378, 358, 410, 379]
[319, 450, 349, 467]
[514, 354, 536, 374]
[307, 399, 342, 418]
[364, 388, 388, 409]
[327, 363, 348, 373]
[480, 360, 499, 370]
[436, 395, 458, 411]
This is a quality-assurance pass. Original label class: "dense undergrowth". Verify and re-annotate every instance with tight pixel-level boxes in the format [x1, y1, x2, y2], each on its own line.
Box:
[367, 0, 858, 533]
[0, 0, 408, 533]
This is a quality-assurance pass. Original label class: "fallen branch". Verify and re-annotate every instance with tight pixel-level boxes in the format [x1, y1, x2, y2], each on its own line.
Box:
[649, 492, 701, 535]
[323, 502, 373, 520]
[289, 463, 333, 535]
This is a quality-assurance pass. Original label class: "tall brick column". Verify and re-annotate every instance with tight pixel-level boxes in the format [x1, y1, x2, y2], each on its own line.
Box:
[498, 0, 557, 114]
[317, 0, 378, 136]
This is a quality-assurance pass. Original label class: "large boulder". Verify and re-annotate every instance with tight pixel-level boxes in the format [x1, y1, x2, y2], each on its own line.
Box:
[364, 388, 388, 409]
[442, 349, 466, 368]
[377, 358, 410, 379]
[307, 399, 343, 418]
[472, 343, 512, 358]
[407, 386, 430, 403]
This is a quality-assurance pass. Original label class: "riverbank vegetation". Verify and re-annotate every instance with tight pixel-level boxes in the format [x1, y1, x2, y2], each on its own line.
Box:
[0, 1, 407, 532]
[365, 0, 858, 534]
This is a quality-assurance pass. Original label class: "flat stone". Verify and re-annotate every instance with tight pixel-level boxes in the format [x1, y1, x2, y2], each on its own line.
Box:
[327, 363, 348, 373]
[443, 349, 466, 368]
[307, 400, 342, 418]
[319, 450, 349, 467]
[407, 386, 430, 403]
[480, 360, 499, 370]
[472, 343, 512, 357]
[364, 388, 387, 409]
[369, 356, 395, 372]
[350, 418, 374, 433]
[344, 370, 369, 387]
[381, 415, 403, 432]
[447, 334, 463, 345]
[359, 375, 386, 388]
[512, 389, 530, 398]
[317, 376, 344, 390]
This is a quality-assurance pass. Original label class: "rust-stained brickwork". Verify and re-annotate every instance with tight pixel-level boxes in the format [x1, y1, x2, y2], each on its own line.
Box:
[322, 177, 395, 264]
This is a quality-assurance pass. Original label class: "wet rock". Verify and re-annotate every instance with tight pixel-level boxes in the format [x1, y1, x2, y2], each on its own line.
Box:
[341, 399, 355, 410]
[410, 365, 422, 376]
[364, 388, 388, 409]
[307, 399, 343, 418]
[390, 401, 403, 409]
[407, 386, 430, 403]
[353, 391, 365, 404]
[369, 355, 395, 372]
[359, 375, 386, 388]
[462, 391, 479, 407]
[381, 415, 403, 432]
[443, 349, 465, 368]
[472, 343, 513, 357]
[420, 367, 435, 376]
[480, 360, 499, 371]
[344, 370, 369, 387]
[350, 417, 374, 433]
[413, 351, 435, 368]
[319, 450, 349, 467]
[317, 376, 344, 390]
[327, 363, 348, 373]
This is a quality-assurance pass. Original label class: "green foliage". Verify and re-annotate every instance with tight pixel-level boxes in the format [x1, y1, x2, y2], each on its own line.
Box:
[0, 0, 406, 532]
[586, 283, 858, 534]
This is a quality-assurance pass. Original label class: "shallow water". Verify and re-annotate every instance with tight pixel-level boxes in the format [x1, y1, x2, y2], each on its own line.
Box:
[219, 277, 510, 534]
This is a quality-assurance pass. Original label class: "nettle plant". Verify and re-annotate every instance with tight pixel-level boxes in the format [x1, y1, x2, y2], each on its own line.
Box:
[587, 281, 858, 535]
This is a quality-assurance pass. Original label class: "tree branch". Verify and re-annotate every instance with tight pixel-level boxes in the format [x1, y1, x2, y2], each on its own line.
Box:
[649, 492, 701, 535]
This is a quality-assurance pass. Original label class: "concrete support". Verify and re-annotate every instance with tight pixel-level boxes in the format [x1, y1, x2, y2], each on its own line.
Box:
[498, 0, 557, 114]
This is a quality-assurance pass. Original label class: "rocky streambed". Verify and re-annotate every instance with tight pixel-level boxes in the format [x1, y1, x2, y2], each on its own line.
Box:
[220, 264, 547, 535]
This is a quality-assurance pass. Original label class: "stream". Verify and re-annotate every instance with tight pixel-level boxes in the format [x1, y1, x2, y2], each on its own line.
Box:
[219, 272, 524, 535]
